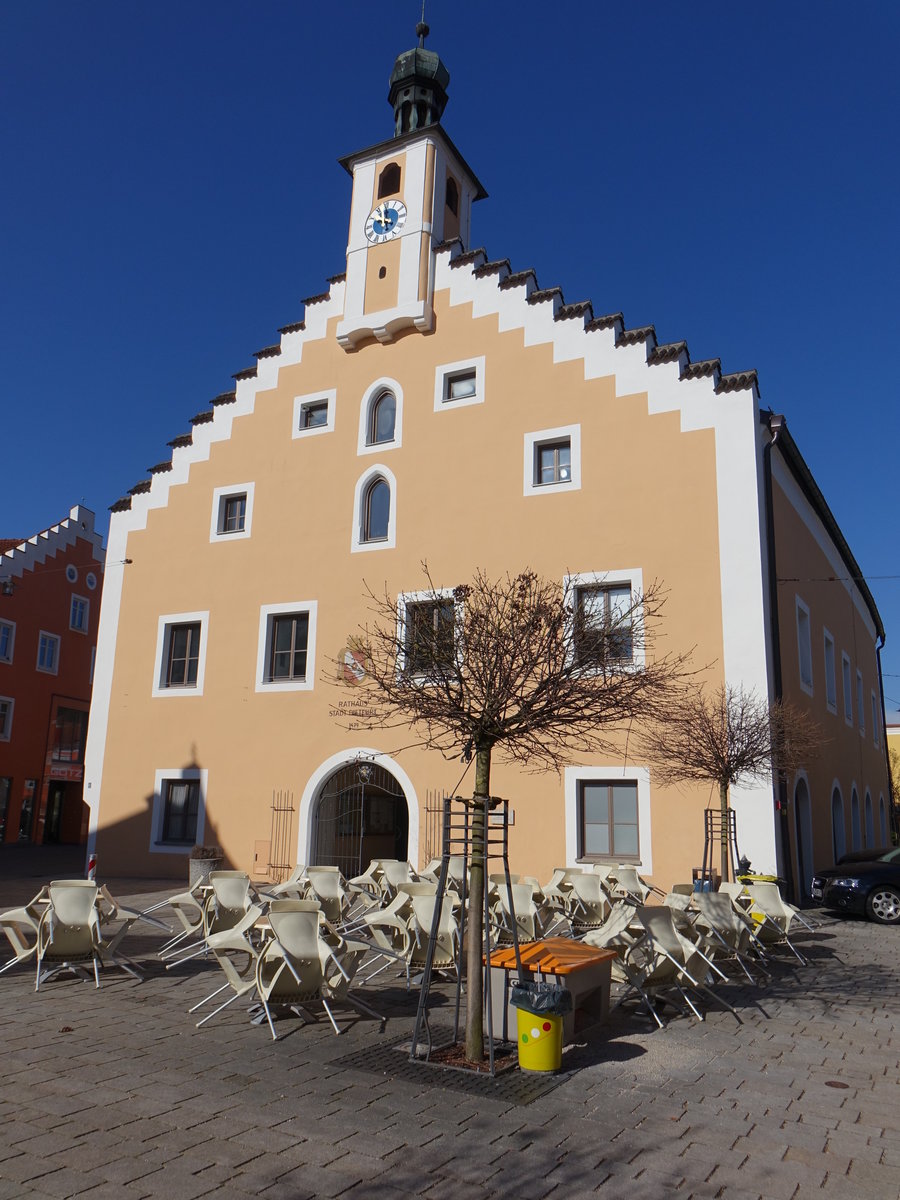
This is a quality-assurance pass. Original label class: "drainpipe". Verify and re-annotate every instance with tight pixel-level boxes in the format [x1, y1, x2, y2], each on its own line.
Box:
[763, 413, 794, 898]
[876, 638, 897, 841]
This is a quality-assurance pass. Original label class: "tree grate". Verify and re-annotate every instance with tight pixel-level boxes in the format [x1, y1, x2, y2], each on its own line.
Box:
[329, 1034, 575, 1105]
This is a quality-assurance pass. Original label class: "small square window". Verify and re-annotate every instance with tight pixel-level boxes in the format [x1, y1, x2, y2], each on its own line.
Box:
[293, 389, 336, 440]
[823, 630, 836, 713]
[0, 620, 14, 664]
[434, 358, 484, 411]
[523, 425, 581, 495]
[536, 439, 571, 486]
[210, 483, 254, 542]
[256, 602, 318, 693]
[37, 632, 60, 675]
[302, 402, 329, 429]
[0, 697, 13, 741]
[70, 595, 89, 633]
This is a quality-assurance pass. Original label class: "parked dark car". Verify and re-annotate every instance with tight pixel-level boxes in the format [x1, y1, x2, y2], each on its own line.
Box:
[811, 847, 900, 924]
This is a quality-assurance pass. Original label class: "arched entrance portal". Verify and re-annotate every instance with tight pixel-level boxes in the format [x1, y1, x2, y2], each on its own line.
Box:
[311, 761, 409, 878]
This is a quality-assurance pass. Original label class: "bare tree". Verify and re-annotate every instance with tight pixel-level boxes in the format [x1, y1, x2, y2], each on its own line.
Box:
[639, 684, 825, 884]
[340, 565, 692, 1062]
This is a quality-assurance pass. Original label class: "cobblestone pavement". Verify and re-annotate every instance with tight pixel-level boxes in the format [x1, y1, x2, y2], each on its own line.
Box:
[1, 872, 898, 1200]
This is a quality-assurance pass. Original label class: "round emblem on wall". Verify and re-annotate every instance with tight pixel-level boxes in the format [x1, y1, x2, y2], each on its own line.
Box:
[66, 565, 78, 583]
[86, 572, 98, 591]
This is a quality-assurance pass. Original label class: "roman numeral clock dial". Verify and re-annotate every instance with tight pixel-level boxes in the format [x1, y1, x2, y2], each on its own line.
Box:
[365, 199, 408, 243]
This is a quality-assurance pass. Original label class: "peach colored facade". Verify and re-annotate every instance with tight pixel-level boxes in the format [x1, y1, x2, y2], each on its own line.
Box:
[84, 51, 890, 898]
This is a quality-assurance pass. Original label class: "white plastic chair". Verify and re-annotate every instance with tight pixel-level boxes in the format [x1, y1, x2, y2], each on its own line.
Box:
[255, 900, 383, 1038]
[35, 881, 103, 990]
[0, 888, 48, 976]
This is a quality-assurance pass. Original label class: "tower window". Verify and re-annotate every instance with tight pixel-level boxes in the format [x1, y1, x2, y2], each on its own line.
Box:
[445, 177, 459, 216]
[377, 163, 401, 198]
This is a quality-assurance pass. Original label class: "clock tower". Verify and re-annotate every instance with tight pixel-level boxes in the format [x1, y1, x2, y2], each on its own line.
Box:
[336, 22, 487, 350]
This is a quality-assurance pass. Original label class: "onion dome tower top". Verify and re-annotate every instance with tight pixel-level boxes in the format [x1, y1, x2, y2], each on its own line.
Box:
[388, 16, 450, 136]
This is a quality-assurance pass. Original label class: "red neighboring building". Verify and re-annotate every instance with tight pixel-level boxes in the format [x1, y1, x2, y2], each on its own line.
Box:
[0, 505, 104, 845]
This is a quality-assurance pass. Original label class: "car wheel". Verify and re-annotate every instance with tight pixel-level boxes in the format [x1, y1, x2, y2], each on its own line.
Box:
[865, 886, 900, 925]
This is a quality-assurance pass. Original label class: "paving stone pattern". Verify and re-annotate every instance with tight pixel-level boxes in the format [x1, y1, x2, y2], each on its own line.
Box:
[1, 876, 898, 1200]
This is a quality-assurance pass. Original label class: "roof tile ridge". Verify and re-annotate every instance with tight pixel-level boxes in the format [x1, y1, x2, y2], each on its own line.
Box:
[717, 368, 760, 395]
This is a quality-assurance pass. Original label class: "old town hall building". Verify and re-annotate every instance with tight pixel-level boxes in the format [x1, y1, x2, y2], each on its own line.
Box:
[84, 29, 891, 900]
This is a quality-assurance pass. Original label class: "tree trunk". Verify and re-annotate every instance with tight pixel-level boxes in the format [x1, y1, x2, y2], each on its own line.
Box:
[719, 780, 730, 884]
[465, 746, 491, 1062]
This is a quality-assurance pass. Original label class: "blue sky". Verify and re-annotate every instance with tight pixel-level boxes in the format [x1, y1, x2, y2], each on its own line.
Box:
[2, 2, 899, 703]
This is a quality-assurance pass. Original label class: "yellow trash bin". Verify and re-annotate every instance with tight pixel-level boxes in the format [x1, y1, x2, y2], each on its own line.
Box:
[516, 1007, 563, 1073]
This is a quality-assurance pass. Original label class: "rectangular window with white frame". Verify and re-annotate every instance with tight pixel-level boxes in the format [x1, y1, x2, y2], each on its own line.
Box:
[151, 767, 207, 853]
[0, 619, 14, 664]
[293, 389, 336, 439]
[399, 591, 459, 677]
[795, 597, 813, 694]
[37, 631, 60, 675]
[841, 652, 853, 725]
[433, 356, 485, 411]
[565, 766, 652, 872]
[152, 612, 209, 697]
[256, 601, 318, 693]
[823, 629, 836, 713]
[210, 483, 254, 542]
[69, 594, 89, 633]
[523, 425, 581, 496]
[0, 696, 13, 741]
[856, 670, 865, 735]
[871, 691, 880, 747]
[565, 570, 644, 670]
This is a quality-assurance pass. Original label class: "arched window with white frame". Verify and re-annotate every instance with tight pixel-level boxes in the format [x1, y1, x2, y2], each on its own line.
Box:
[358, 378, 403, 455]
[351, 465, 397, 553]
[850, 788, 861, 850]
[864, 790, 874, 847]
[831, 786, 845, 863]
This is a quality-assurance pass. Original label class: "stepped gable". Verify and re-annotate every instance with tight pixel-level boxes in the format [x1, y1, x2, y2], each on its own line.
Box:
[109, 243, 763, 527]
[1, 505, 104, 576]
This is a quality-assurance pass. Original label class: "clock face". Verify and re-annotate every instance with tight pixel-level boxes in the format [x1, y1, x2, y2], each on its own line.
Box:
[365, 199, 408, 243]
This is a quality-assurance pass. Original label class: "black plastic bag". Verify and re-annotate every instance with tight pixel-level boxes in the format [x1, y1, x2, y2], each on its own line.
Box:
[509, 980, 572, 1016]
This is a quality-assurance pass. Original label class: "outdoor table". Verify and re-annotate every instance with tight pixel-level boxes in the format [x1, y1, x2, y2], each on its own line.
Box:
[486, 937, 618, 1044]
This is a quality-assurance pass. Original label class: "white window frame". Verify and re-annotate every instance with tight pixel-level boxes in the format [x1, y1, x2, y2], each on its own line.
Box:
[564, 569, 645, 671]
[69, 594, 90, 634]
[433, 356, 485, 411]
[293, 389, 336, 440]
[397, 588, 463, 679]
[565, 765, 652, 874]
[150, 767, 208, 855]
[871, 691, 880, 747]
[841, 652, 853, 726]
[524, 424, 582, 496]
[795, 597, 813, 695]
[0, 696, 13, 741]
[209, 482, 255, 543]
[351, 464, 397, 554]
[823, 629, 836, 714]
[152, 611, 209, 698]
[36, 631, 60, 675]
[357, 378, 403, 455]
[0, 619, 15, 664]
[856, 669, 865, 735]
[256, 601, 318, 694]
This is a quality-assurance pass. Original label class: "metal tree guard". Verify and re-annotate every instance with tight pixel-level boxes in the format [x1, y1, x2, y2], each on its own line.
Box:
[409, 793, 523, 1076]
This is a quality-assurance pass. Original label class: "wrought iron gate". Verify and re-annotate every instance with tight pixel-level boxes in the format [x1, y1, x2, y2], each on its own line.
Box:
[312, 760, 407, 878]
